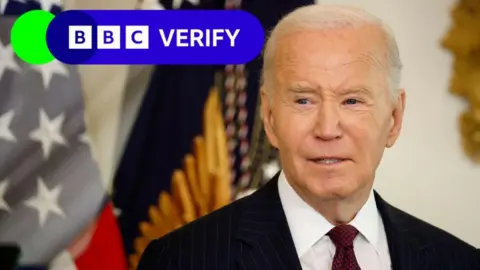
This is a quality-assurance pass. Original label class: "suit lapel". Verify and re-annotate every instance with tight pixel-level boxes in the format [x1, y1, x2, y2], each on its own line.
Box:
[233, 177, 433, 270]
[234, 174, 302, 270]
[375, 192, 431, 270]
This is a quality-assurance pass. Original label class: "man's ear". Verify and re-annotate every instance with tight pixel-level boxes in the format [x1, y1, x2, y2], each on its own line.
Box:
[260, 87, 279, 148]
[386, 89, 406, 148]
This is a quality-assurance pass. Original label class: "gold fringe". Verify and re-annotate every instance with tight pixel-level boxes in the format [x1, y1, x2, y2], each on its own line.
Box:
[129, 88, 232, 270]
[442, 0, 480, 163]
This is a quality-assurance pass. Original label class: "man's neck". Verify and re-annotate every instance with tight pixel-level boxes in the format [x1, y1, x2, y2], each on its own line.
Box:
[290, 183, 372, 225]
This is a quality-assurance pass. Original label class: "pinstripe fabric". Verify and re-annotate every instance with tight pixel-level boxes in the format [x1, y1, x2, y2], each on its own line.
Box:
[137, 173, 480, 270]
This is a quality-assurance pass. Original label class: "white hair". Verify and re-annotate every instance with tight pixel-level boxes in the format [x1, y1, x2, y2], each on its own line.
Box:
[261, 4, 403, 100]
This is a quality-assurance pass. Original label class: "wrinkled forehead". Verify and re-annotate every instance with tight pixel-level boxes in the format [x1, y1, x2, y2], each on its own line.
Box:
[272, 27, 389, 91]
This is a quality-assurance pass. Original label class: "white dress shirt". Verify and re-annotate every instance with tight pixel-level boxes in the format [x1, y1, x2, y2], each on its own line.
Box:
[277, 171, 392, 270]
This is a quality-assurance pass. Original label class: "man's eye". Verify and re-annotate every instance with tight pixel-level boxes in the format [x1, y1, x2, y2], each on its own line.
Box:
[295, 99, 309, 105]
[344, 98, 360, 105]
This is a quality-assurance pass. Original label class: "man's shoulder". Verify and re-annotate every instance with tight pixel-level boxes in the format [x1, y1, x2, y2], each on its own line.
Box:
[385, 202, 479, 264]
[136, 192, 255, 269]
[167, 191, 253, 239]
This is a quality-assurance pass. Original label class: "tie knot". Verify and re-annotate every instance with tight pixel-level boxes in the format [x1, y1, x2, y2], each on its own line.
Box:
[327, 225, 359, 248]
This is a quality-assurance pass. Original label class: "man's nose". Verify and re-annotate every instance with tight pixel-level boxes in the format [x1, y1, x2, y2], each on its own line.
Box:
[313, 103, 342, 141]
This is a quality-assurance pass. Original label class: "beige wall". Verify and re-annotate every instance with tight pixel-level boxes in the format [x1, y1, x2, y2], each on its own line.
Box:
[320, 0, 480, 247]
[64, 0, 139, 194]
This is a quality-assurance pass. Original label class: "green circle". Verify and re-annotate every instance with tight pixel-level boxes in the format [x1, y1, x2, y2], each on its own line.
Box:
[11, 10, 55, 65]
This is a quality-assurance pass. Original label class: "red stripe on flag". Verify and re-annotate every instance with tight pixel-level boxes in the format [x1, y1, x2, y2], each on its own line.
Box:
[73, 202, 128, 270]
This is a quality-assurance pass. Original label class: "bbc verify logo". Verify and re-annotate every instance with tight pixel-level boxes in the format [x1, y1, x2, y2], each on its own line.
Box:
[69, 26, 149, 49]
[51, 10, 264, 64]
[68, 25, 240, 50]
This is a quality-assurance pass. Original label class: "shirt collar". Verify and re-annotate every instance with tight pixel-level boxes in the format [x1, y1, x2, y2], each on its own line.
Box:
[348, 184, 382, 252]
[277, 170, 382, 257]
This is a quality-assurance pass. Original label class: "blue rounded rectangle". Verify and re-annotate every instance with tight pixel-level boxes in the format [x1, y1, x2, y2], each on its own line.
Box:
[46, 10, 266, 65]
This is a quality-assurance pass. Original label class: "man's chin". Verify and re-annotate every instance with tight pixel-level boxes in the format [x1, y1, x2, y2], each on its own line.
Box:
[308, 183, 358, 201]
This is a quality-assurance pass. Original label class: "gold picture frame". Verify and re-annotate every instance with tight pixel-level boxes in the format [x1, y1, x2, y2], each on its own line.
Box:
[442, 0, 480, 163]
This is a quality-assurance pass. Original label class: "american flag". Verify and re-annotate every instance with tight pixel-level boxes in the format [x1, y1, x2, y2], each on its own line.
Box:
[0, 1, 127, 269]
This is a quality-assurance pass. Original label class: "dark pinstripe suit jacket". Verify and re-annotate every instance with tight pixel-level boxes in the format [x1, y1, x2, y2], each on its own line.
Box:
[137, 174, 480, 270]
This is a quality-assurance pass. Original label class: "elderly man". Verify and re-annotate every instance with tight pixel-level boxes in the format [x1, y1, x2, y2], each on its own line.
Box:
[137, 4, 480, 270]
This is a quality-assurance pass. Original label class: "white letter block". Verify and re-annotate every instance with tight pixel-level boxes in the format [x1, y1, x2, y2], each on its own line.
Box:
[68, 26, 92, 49]
[125, 26, 149, 49]
[97, 26, 121, 49]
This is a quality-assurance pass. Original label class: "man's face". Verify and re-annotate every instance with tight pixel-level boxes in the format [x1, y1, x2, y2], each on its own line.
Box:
[262, 26, 405, 201]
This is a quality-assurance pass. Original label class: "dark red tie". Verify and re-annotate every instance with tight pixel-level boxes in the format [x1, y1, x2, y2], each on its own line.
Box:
[328, 225, 361, 270]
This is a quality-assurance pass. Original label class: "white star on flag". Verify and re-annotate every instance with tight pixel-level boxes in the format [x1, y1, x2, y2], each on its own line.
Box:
[0, 110, 16, 142]
[262, 160, 280, 180]
[25, 178, 65, 227]
[32, 59, 69, 90]
[37, 0, 63, 11]
[0, 180, 10, 212]
[29, 109, 67, 159]
[79, 132, 98, 161]
[79, 132, 91, 145]
[0, 41, 20, 80]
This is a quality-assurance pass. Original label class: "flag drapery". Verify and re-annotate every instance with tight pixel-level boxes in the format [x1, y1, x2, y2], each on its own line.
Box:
[113, 0, 314, 268]
[0, 1, 127, 269]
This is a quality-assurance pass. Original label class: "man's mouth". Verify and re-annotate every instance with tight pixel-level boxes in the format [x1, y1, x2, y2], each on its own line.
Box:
[308, 157, 348, 164]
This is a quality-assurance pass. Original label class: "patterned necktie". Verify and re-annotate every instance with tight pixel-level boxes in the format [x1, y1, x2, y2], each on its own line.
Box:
[328, 224, 361, 270]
